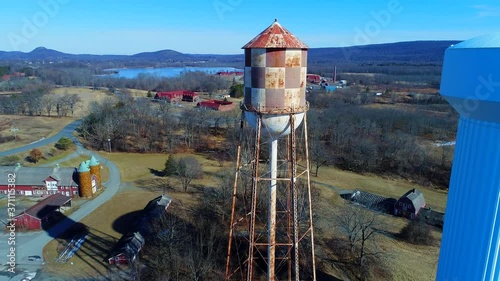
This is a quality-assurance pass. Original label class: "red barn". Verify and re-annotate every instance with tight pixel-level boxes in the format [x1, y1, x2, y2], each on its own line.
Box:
[307, 74, 322, 84]
[197, 100, 236, 111]
[0, 164, 79, 197]
[13, 193, 72, 231]
[154, 90, 199, 103]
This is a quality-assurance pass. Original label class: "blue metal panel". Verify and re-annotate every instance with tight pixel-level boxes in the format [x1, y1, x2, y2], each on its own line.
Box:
[436, 116, 500, 281]
[438, 34, 500, 280]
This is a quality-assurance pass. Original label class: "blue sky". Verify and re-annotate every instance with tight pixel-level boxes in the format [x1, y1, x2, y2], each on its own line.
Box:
[1, 0, 500, 54]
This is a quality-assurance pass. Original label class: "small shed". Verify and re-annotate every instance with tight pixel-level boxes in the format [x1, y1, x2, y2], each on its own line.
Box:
[107, 232, 145, 265]
[13, 193, 71, 230]
[394, 189, 426, 219]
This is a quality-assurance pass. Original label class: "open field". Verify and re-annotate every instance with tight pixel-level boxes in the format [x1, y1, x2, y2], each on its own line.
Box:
[0, 115, 75, 151]
[314, 166, 448, 212]
[315, 197, 441, 281]
[41, 165, 442, 281]
[39, 149, 445, 280]
[42, 189, 202, 279]
[98, 151, 225, 185]
[52, 86, 112, 117]
[0, 141, 76, 166]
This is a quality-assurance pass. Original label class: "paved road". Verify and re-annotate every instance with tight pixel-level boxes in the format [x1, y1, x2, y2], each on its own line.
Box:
[0, 119, 122, 281]
[0, 120, 82, 158]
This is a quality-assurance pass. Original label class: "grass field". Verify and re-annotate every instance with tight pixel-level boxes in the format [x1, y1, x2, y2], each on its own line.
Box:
[52, 86, 112, 118]
[42, 189, 202, 279]
[313, 166, 448, 212]
[0, 142, 76, 166]
[40, 149, 445, 280]
[98, 151, 225, 186]
[0, 115, 75, 151]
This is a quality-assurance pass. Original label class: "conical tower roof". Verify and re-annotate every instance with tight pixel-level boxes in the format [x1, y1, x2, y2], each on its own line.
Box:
[89, 155, 99, 166]
[78, 161, 90, 173]
[242, 19, 308, 49]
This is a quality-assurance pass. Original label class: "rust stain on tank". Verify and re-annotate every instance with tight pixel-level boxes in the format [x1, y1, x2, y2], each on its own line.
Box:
[285, 55, 301, 67]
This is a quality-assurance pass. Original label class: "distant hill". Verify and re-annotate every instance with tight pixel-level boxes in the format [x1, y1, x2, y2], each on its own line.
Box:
[308, 41, 460, 64]
[0, 40, 460, 65]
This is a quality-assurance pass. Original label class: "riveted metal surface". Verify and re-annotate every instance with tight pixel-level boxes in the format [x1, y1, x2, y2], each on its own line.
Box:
[285, 67, 301, 88]
[265, 68, 285, 89]
[251, 48, 266, 67]
[284, 88, 301, 110]
[251, 88, 266, 109]
[285, 50, 302, 67]
[266, 49, 286, 67]
[251, 67, 266, 88]
[242, 21, 308, 115]
[265, 88, 285, 109]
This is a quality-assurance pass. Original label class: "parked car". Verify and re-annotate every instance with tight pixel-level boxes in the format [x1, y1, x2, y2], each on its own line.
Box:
[27, 255, 42, 262]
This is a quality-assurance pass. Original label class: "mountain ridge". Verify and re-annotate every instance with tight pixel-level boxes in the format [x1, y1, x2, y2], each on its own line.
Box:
[0, 40, 461, 64]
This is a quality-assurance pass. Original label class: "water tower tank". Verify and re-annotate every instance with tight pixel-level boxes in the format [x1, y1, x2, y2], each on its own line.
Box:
[242, 19, 308, 136]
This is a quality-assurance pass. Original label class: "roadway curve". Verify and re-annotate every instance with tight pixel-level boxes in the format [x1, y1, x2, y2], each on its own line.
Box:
[0, 119, 122, 280]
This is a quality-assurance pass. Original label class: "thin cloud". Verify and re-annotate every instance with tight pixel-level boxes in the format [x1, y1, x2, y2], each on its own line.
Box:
[472, 5, 500, 18]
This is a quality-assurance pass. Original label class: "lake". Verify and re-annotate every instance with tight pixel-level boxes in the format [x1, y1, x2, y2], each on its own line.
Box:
[103, 66, 242, 79]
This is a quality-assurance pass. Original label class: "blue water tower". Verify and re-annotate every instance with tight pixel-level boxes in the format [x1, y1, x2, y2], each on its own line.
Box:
[437, 34, 500, 280]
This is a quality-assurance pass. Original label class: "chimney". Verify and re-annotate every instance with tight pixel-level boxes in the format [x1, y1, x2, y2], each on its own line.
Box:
[436, 35, 500, 280]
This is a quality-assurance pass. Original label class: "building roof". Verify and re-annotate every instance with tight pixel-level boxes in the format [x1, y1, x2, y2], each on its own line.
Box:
[349, 190, 396, 213]
[89, 155, 99, 167]
[15, 193, 71, 220]
[107, 232, 145, 261]
[242, 19, 308, 49]
[197, 100, 234, 110]
[400, 189, 426, 212]
[78, 162, 90, 173]
[0, 165, 77, 187]
[155, 90, 196, 99]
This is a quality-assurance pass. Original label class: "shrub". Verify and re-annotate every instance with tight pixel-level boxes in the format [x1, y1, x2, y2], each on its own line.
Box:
[0, 155, 20, 166]
[55, 137, 73, 150]
[163, 155, 178, 176]
[399, 219, 434, 245]
[28, 148, 43, 163]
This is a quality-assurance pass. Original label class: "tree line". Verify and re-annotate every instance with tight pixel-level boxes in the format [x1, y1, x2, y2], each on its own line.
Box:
[0, 81, 82, 117]
[307, 89, 457, 188]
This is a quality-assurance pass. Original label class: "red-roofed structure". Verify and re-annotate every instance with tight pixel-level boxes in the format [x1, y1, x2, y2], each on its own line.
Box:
[242, 19, 308, 49]
[13, 193, 71, 230]
[154, 90, 199, 103]
[307, 74, 322, 84]
[197, 100, 236, 111]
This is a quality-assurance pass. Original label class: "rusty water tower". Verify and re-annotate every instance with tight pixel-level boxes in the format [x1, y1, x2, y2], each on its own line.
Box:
[225, 20, 316, 281]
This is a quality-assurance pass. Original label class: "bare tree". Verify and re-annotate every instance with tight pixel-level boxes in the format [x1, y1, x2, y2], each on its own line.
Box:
[176, 156, 203, 192]
[335, 205, 383, 280]
[42, 94, 55, 116]
[64, 93, 82, 116]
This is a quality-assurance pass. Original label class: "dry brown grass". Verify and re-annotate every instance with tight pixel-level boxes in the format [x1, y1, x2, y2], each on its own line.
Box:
[313, 188, 441, 280]
[0, 115, 75, 151]
[125, 88, 149, 98]
[42, 150, 444, 280]
[52, 87, 111, 117]
[42, 189, 202, 279]
[98, 151, 225, 186]
[313, 166, 447, 212]
[1, 142, 76, 167]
